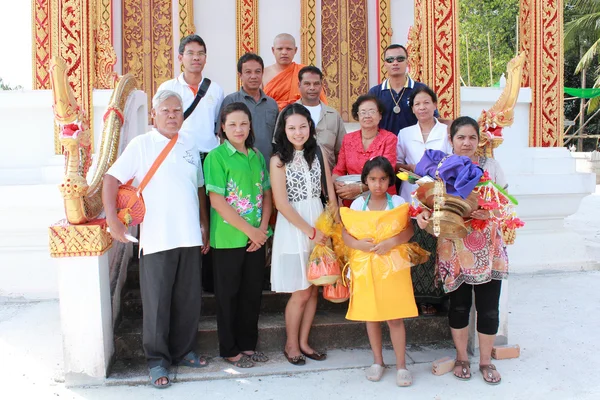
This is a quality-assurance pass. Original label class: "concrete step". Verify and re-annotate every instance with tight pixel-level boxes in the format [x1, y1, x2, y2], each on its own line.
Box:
[113, 309, 451, 360]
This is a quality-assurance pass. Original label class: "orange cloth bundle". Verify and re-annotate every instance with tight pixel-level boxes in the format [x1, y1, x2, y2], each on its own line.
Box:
[116, 182, 145, 226]
[323, 278, 349, 303]
[307, 206, 341, 286]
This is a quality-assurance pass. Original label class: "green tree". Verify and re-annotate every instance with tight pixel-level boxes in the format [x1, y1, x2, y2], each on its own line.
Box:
[458, 0, 519, 87]
[0, 77, 22, 90]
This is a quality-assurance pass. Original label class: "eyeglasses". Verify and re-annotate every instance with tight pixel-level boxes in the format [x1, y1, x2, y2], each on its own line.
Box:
[384, 56, 407, 63]
[358, 109, 378, 117]
[184, 51, 207, 57]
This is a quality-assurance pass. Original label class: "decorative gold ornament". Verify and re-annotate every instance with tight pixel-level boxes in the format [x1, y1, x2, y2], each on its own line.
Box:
[301, 0, 317, 66]
[476, 52, 527, 158]
[49, 219, 113, 258]
[236, 0, 259, 89]
[95, 20, 118, 89]
[32, 0, 51, 89]
[406, 0, 423, 83]
[179, 0, 196, 37]
[377, 0, 392, 82]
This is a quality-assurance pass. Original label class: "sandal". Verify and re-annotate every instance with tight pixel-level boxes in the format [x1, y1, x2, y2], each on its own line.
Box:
[283, 350, 306, 366]
[149, 366, 171, 389]
[453, 360, 471, 381]
[243, 351, 269, 363]
[223, 354, 255, 368]
[178, 351, 208, 368]
[396, 368, 413, 387]
[365, 363, 385, 382]
[419, 303, 437, 315]
[301, 349, 327, 361]
[479, 363, 501, 385]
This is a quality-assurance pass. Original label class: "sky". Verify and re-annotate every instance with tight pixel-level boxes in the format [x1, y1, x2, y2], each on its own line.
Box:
[0, 0, 33, 89]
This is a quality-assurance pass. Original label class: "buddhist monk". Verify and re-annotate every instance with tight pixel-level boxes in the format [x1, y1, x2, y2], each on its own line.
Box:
[263, 33, 326, 110]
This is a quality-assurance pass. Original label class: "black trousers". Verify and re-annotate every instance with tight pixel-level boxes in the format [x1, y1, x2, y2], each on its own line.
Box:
[212, 246, 265, 357]
[139, 246, 202, 368]
[448, 279, 502, 335]
[200, 152, 214, 293]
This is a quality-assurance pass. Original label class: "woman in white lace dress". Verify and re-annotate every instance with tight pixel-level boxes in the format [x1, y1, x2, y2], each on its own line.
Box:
[270, 103, 337, 365]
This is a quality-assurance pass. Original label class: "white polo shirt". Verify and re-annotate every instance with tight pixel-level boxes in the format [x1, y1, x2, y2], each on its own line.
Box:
[157, 73, 224, 153]
[106, 129, 204, 255]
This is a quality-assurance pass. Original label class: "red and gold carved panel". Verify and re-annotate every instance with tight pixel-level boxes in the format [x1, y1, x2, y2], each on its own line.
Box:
[301, 0, 317, 66]
[236, 0, 259, 57]
[122, 0, 173, 119]
[416, 0, 460, 120]
[321, 0, 369, 121]
[32, 0, 51, 89]
[406, 0, 423, 82]
[519, 0, 563, 147]
[179, 0, 196, 38]
[95, 0, 118, 89]
[376, 0, 392, 82]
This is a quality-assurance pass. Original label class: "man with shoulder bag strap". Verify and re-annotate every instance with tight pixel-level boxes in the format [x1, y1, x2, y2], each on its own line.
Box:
[103, 90, 210, 389]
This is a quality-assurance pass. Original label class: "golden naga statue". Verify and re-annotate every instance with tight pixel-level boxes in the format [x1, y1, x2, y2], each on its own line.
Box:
[49, 57, 137, 225]
[476, 51, 527, 158]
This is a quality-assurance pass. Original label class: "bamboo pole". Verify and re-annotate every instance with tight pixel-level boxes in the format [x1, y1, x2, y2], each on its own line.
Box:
[487, 32, 493, 86]
[466, 34, 471, 86]
[564, 106, 600, 146]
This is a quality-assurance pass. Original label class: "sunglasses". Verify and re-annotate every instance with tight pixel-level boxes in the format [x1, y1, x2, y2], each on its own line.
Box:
[384, 56, 407, 63]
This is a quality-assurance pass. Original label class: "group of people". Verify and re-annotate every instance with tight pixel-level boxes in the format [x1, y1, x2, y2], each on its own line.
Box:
[102, 32, 508, 389]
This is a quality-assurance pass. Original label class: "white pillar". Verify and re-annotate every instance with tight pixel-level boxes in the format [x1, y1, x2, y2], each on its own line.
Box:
[57, 254, 114, 386]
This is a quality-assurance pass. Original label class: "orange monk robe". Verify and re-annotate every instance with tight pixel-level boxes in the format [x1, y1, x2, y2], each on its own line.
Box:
[264, 62, 327, 110]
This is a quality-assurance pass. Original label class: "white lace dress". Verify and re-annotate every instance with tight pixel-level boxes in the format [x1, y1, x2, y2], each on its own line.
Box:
[271, 150, 324, 293]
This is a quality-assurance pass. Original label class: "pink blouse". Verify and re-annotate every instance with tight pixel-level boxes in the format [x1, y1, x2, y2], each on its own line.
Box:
[333, 129, 397, 197]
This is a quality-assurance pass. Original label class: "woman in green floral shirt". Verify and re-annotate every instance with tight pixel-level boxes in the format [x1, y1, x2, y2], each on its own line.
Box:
[204, 102, 272, 368]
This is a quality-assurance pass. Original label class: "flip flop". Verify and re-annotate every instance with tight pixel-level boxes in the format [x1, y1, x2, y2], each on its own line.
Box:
[223, 354, 255, 368]
[178, 350, 209, 368]
[454, 360, 471, 381]
[149, 366, 171, 389]
[479, 363, 501, 385]
[301, 349, 327, 361]
[283, 350, 306, 366]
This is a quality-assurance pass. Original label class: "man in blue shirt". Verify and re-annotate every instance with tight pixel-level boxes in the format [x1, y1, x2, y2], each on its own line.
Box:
[368, 44, 446, 135]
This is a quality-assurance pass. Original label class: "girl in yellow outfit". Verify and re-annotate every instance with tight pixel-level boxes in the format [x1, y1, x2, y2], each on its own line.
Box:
[342, 156, 417, 387]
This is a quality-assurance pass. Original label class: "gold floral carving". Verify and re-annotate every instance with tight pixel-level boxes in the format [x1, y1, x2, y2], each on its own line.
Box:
[301, 0, 317, 66]
[179, 0, 196, 37]
[377, 0, 392, 82]
[49, 220, 113, 258]
[50, 0, 95, 154]
[122, 0, 173, 120]
[406, 0, 423, 82]
[32, 0, 51, 89]
[95, 23, 118, 89]
[236, 0, 259, 89]
[418, 0, 460, 120]
[321, 0, 369, 121]
[519, 0, 563, 147]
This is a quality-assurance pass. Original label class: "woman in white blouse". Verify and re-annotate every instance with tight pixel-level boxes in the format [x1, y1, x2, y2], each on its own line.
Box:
[396, 86, 451, 316]
[396, 86, 452, 204]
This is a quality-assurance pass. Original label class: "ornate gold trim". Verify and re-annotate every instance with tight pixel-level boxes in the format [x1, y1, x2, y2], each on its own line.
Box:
[406, 0, 423, 82]
[179, 0, 196, 37]
[377, 0, 392, 82]
[32, 0, 51, 90]
[95, 0, 118, 89]
[49, 220, 113, 258]
[236, 0, 259, 89]
[520, 0, 563, 147]
[301, 0, 317, 66]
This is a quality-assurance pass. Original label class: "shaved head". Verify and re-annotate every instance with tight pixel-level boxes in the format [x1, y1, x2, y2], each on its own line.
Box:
[273, 33, 296, 46]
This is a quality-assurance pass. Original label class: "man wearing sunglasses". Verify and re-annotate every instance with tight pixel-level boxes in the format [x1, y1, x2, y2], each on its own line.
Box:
[368, 44, 443, 136]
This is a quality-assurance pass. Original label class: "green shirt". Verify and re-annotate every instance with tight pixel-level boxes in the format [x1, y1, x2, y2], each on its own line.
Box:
[204, 140, 271, 249]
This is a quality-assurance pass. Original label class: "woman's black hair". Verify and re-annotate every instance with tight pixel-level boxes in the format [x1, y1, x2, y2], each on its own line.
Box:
[450, 116, 480, 141]
[351, 94, 386, 121]
[408, 85, 438, 108]
[361, 156, 396, 186]
[219, 102, 255, 149]
[272, 103, 318, 167]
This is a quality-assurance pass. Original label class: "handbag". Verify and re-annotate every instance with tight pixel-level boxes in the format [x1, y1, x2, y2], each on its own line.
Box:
[116, 134, 178, 226]
[315, 146, 329, 206]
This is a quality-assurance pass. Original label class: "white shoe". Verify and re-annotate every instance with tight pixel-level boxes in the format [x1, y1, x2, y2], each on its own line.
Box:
[365, 364, 385, 382]
[396, 368, 413, 387]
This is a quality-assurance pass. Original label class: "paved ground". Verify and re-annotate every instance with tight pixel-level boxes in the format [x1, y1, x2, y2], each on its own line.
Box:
[2, 189, 599, 399]
[1, 270, 599, 400]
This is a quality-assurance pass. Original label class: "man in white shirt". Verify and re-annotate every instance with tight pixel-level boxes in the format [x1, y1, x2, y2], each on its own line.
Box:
[103, 90, 210, 389]
[157, 34, 224, 161]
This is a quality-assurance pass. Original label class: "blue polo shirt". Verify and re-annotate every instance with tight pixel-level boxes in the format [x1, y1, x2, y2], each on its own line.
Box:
[368, 77, 439, 136]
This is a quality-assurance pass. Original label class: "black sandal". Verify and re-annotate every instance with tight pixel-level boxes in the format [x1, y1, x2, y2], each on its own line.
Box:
[243, 351, 269, 362]
[223, 354, 254, 368]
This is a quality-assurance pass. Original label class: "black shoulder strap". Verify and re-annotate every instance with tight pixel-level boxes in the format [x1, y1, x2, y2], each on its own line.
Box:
[184, 78, 212, 120]
[315, 146, 329, 204]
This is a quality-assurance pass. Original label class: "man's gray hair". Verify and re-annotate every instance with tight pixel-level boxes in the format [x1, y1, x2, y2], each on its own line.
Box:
[152, 90, 183, 110]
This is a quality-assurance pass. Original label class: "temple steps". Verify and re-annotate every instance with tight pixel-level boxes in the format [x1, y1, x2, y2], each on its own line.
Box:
[111, 259, 451, 368]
